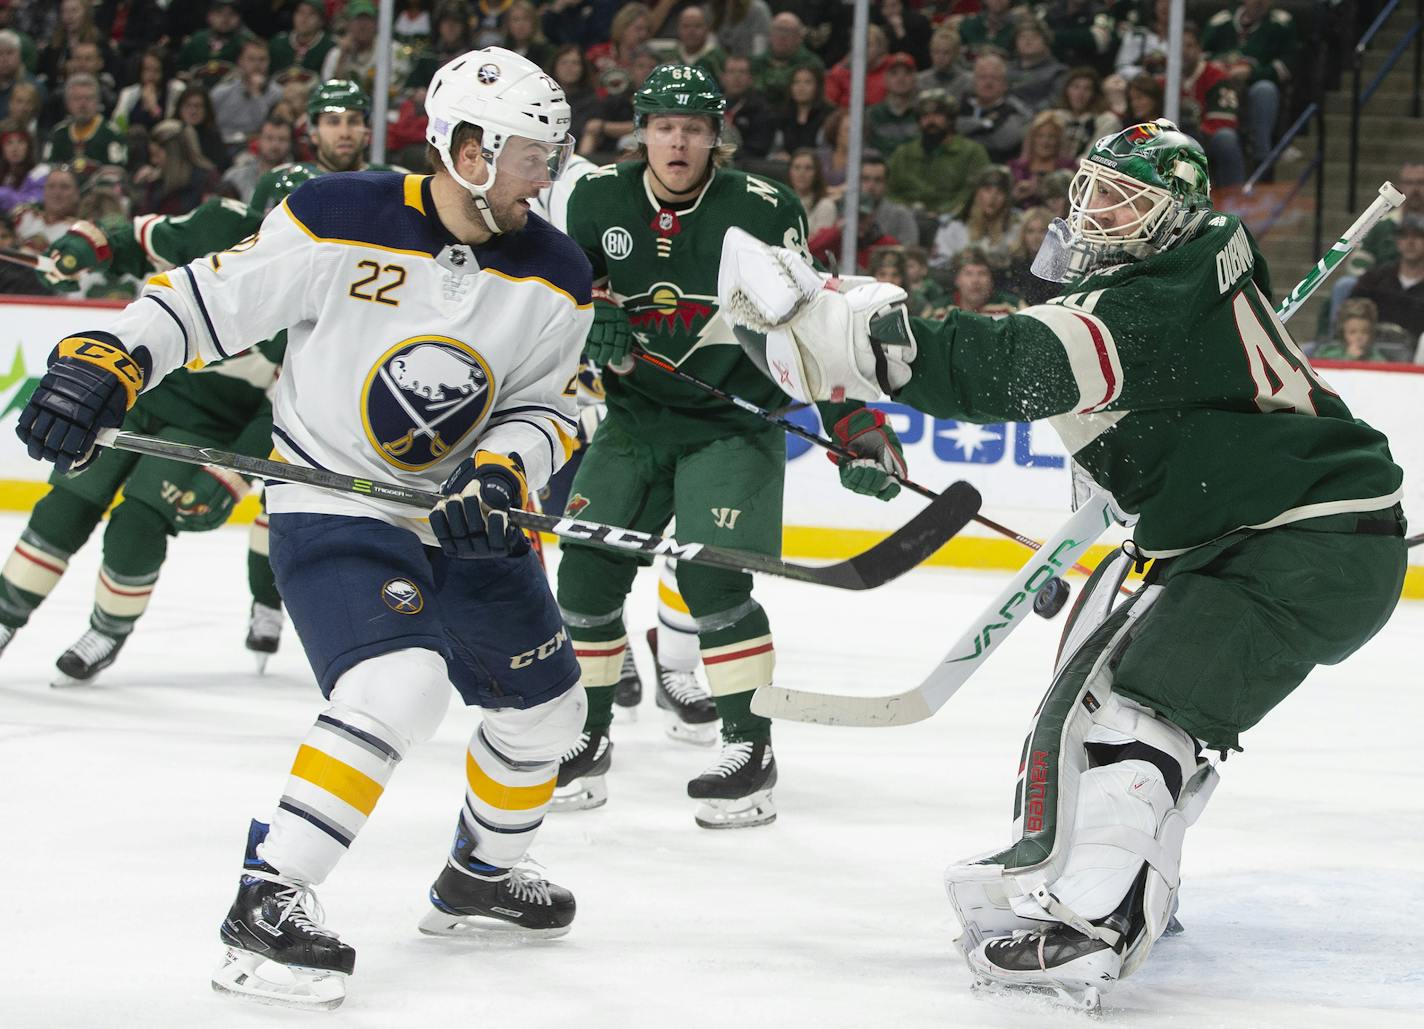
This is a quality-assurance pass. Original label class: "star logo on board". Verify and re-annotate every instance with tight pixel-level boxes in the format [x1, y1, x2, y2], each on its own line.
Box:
[939, 421, 1002, 459]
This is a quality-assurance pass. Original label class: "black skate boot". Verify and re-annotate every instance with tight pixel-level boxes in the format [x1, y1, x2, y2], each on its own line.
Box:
[212, 820, 354, 1010]
[648, 627, 718, 745]
[550, 730, 612, 811]
[417, 817, 575, 938]
[245, 601, 282, 674]
[52, 627, 125, 687]
[968, 923, 1123, 1014]
[687, 739, 777, 829]
[613, 644, 642, 710]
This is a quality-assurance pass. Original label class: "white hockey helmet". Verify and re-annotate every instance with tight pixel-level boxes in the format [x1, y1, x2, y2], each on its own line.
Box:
[425, 47, 575, 232]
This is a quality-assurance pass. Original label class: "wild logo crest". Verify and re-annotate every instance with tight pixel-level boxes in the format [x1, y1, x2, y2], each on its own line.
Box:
[624, 282, 716, 359]
[361, 336, 495, 471]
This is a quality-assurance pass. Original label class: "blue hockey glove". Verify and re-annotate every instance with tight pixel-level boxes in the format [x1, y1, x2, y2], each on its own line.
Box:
[430, 451, 531, 559]
[585, 294, 632, 369]
[829, 407, 906, 501]
[17, 331, 146, 473]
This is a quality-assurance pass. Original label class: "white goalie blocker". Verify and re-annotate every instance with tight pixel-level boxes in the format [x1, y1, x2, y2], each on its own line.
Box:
[945, 552, 1220, 985]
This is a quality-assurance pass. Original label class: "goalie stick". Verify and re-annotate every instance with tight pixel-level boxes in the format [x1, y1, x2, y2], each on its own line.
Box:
[752, 182, 1407, 724]
[94, 429, 982, 591]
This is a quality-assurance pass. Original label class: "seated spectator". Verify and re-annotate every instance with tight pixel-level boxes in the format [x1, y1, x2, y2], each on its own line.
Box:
[918, 24, 971, 96]
[857, 151, 918, 249]
[174, 85, 229, 171]
[587, 2, 654, 85]
[432, 2, 475, 67]
[816, 106, 852, 188]
[710, 0, 772, 59]
[1008, 110, 1075, 207]
[807, 196, 902, 273]
[674, 6, 727, 80]
[1039, 167, 1072, 220]
[1313, 298, 1391, 362]
[769, 64, 831, 159]
[0, 118, 41, 215]
[578, 46, 659, 157]
[132, 119, 217, 216]
[721, 53, 774, 159]
[1009, 17, 1068, 113]
[1350, 215, 1424, 345]
[0, 29, 36, 124]
[549, 44, 600, 144]
[949, 246, 1024, 317]
[887, 89, 989, 215]
[212, 39, 283, 154]
[957, 53, 1032, 164]
[221, 114, 294, 203]
[7, 80, 39, 137]
[903, 244, 950, 317]
[321, 0, 380, 94]
[958, 0, 1016, 64]
[13, 164, 81, 251]
[542, 0, 621, 51]
[502, 0, 555, 70]
[1203, 0, 1301, 164]
[113, 46, 184, 134]
[39, 39, 118, 129]
[753, 12, 820, 107]
[269, 0, 335, 79]
[869, 245, 908, 287]
[866, 54, 920, 159]
[1321, 162, 1424, 338]
[176, 0, 254, 87]
[395, 0, 434, 42]
[1125, 72, 1164, 123]
[1042, 0, 1116, 76]
[1053, 65, 1120, 158]
[43, 74, 125, 177]
[1114, 0, 1169, 82]
[39, 0, 115, 87]
[1179, 22, 1245, 188]
[786, 146, 837, 236]
[1001, 205, 1060, 306]
[874, 0, 931, 70]
[931, 164, 1022, 269]
[825, 24, 890, 108]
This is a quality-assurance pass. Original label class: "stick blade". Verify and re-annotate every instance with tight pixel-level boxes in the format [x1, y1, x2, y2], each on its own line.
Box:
[750, 685, 934, 727]
[816, 480, 982, 590]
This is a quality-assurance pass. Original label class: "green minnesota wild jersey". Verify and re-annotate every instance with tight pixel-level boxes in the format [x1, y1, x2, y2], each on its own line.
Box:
[899, 213, 1403, 556]
[567, 161, 811, 442]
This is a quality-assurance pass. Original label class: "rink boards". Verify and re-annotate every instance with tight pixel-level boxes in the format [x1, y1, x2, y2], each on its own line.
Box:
[0, 296, 1420, 596]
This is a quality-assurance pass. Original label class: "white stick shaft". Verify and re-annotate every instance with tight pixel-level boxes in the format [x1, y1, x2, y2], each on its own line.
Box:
[1276, 181, 1405, 322]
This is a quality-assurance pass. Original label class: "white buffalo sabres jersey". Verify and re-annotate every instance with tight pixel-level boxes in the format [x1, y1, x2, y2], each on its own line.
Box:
[106, 172, 593, 540]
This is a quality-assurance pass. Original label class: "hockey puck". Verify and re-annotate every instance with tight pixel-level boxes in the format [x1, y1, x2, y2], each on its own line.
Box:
[1033, 576, 1071, 619]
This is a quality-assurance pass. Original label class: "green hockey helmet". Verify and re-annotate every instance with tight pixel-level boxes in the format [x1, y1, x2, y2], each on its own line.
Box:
[633, 64, 724, 144]
[248, 162, 320, 218]
[1066, 119, 1212, 273]
[308, 79, 370, 121]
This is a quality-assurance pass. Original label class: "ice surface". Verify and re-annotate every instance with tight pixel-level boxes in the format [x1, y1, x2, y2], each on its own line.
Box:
[1, 513, 1420, 1028]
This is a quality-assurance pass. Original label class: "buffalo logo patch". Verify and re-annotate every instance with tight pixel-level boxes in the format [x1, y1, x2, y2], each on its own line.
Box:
[381, 578, 424, 614]
[362, 335, 495, 471]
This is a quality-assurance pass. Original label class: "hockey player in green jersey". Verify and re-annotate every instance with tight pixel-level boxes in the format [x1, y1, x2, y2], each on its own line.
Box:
[720, 120, 1406, 1006]
[553, 65, 908, 829]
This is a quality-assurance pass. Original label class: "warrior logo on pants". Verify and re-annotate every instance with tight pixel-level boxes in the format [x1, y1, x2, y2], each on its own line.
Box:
[361, 336, 495, 471]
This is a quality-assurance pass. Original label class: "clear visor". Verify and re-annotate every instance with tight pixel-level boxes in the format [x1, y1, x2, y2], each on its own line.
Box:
[494, 132, 576, 187]
[1067, 163, 1172, 246]
[633, 115, 719, 149]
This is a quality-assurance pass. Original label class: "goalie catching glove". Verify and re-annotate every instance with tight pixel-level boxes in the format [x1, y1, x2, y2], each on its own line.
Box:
[16, 331, 147, 473]
[831, 408, 906, 501]
[430, 451, 531, 559]
[717, 226, 915, 404]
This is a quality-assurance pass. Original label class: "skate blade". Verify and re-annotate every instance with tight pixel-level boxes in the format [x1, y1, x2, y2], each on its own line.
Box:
[416, 908, 572, 941]
[662, 711, 719, 746]
[251, 652, 270, 675]
[549, 775, 607, 812]
[211, 947, 347, 1010]
[50, 671, 98, 689]
[970, 974, 1103, 1017]
[693, 789, 776, 829]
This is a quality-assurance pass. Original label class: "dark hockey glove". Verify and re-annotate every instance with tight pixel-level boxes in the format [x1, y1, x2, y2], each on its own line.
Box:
[585, 291, 633, 370]
[430, 451, 531, 559]
[17, 331, 146, 473]
[173, 465, 251, 531]
[829, 407, 906, 501]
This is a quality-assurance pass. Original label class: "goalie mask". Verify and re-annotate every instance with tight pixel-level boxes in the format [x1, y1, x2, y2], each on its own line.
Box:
[426, 47, 575, 234]
[1060, 120, 1212, 278]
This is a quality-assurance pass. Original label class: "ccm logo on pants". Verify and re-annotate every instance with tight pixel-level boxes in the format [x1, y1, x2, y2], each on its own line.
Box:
[510, 627, 568, 669]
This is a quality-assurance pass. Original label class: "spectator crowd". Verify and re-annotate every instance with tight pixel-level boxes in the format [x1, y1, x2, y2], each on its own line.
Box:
[3, 0, 1403, 356]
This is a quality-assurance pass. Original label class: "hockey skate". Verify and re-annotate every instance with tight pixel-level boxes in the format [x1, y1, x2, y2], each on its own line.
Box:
[418, 820, 575, 939]
[688, 739, 777, 829]
[613, 644, 642, 713]
[966, 923, 1123, 1016]
[51, 627, 125, 687]
[0, 623, 14, 657]
[245, 601, 282, 674]
[648, 628, 718, 745]
[212, 820, 354, 1010]
[550, 730, 611, 811]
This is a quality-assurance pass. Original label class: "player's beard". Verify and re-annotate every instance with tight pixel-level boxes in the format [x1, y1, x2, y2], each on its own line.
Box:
[317, 143, 364, 172]
[466, 186, 528, 234]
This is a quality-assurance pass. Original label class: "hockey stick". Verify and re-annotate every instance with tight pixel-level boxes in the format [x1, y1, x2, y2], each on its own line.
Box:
[750, 493, 1115, 725]
[0, 245, 58, 278]
[630, 345, 1100, 584]
[93, 428, 982, 590]
[752, 186, 1404, 723]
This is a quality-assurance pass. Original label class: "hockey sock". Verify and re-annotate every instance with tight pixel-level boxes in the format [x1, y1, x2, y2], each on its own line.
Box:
[656, 560, 700, 672]
[710, 690, 770, 744]
[459, 721, 559, 868]
[93, 501, 170, 636]
[0, 492, 106, 628]
[569, 629, 626, 733]
[698, 605, 774, 743]
[247, 512, 282, 608]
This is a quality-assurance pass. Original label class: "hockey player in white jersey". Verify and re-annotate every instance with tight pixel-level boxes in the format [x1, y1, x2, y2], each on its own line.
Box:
[14, 48, 591, 1010]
